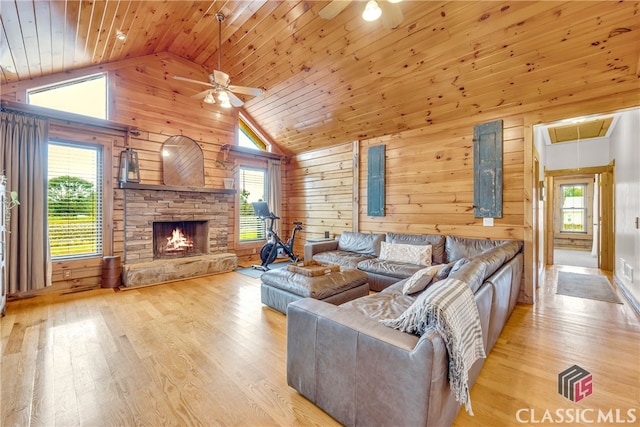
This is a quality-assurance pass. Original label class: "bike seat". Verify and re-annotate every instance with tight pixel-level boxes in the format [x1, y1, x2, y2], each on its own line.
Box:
[293, 221, 302, 226]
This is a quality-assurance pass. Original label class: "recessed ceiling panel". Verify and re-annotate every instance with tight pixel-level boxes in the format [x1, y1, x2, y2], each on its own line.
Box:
[548, 117, 614, 144]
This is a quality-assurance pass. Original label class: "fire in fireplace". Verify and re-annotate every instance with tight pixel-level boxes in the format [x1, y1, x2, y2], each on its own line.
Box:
[153, 220, 208, 259]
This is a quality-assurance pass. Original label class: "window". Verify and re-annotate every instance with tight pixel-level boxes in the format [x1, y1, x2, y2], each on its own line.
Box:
[48, 142, 103, 259]
[28, 74, 107, 120]
[239, 167, 267, 242]
[238, 115, 268, 151]
[560, 184, 587, 233]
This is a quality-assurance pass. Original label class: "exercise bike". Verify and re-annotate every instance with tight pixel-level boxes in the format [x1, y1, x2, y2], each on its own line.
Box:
[252, 202, 303, 270]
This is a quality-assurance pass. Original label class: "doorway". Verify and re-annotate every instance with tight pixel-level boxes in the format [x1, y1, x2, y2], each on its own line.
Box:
[551, 174, 597, 268]
[545, 165, 614, 271]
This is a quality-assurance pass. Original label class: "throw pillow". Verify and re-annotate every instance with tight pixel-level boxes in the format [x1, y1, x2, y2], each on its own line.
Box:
[379, 241, 432, 266]
[450, 258, 470, 274]
[434, 261, 455, 281]
[402, 264, 444, 295]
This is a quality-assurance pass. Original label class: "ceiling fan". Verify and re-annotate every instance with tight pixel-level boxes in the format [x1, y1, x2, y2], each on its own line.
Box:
[319, 0, 404, 29]
[173, 12, 262, 108]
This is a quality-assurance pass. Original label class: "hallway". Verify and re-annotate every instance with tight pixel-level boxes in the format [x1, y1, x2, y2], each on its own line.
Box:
[554, 248, 598, 269]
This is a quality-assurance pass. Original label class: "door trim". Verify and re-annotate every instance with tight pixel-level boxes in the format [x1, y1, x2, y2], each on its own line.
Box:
[544, 162, 615, 270]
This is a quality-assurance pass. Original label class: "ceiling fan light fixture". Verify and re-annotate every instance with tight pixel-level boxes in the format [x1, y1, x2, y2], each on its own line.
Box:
[173, 11, 261, 108]
[387, 0, 402, 3]
[362, 0, 382, 21]
[218, 91, 232, 108]
[203, 91, 215, 104]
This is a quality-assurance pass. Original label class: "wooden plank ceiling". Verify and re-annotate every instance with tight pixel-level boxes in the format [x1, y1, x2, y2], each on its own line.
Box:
[1, 1, 638, 155]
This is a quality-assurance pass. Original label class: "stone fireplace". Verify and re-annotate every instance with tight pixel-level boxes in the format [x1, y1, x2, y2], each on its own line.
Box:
[121, 185, 237, 287]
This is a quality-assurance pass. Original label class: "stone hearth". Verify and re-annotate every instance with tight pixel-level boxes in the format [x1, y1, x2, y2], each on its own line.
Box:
[122, 185, 237, 287]
[123, 253, 236, 287]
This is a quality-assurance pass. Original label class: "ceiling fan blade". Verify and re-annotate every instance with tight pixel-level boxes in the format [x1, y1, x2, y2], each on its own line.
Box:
[191, 90, 211, 99]
[226, 90, 244, 108]
[228, 85, 263, 97]
[380, 1, 403, 29]
[173, 75, 213, 87]
[319, 0, 352, 20]
[213, 70, 230, 87]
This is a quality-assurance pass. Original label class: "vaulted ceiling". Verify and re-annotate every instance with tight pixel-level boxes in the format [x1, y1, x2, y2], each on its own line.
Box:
[1, 1, 638, 154]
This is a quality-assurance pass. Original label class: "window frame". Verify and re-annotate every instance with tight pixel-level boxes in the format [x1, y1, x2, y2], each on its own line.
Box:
[238, 112, 271, 152]
[237, 166, 268, 243]
[27, 73, 108, 120]
[47, 123, 115, 266]
[47, 139, 106, 260]
[559, 183, 588, 234]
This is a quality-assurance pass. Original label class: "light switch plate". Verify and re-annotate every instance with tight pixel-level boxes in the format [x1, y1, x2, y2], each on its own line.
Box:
[483, 217, 494, 227]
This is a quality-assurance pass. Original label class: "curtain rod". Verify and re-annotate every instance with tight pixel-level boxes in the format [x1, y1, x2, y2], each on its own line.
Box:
[1, 103, 50, 121]
[1, 100, 133, 133]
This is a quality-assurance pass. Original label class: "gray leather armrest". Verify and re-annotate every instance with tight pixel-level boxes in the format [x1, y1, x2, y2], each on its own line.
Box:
[288, 298, 421, 350]
[303, 239, 339, 260]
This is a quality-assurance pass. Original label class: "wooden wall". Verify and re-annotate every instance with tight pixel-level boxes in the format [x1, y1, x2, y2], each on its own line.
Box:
[286, 143, 356, 251]
[360, 117, 524, 239]
[286, 116, 524, 265]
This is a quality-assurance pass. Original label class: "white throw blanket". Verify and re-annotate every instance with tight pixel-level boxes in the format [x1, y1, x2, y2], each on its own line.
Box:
[380, 278, 486, 415]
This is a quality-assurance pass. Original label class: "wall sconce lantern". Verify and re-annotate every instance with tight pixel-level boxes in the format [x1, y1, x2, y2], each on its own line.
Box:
[119, 148, 140, 184]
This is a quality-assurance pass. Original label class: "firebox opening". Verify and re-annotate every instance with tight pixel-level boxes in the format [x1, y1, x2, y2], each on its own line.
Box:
[153, 220, 208, 259]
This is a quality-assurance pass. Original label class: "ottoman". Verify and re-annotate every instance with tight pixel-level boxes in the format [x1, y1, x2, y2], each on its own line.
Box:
[260, 267, 369, 314]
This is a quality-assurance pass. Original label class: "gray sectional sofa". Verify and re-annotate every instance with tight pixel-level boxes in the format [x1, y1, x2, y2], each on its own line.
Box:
[290, 232, 524, 426]
[305, 231, 514, 291]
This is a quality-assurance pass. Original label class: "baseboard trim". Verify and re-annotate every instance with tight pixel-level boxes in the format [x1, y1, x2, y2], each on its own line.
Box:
[614, 275, 640, 318]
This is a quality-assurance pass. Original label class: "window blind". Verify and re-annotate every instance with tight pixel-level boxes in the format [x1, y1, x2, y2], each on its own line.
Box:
[239, 167, 267, 242]
[48, 142, 103, 259]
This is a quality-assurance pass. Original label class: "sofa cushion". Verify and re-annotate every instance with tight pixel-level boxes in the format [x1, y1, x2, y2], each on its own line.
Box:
[340, 286, 415, 321]
[448, 259, 487, 294]
[337, 231, 385, 256]
[473, 240, 523, 279]
[379, 241, 432, 266]
[445, 236, 511, 262]
[313, 250, 376, 269]
[387, 233, 446, 264]
[357, 258, 425, 279]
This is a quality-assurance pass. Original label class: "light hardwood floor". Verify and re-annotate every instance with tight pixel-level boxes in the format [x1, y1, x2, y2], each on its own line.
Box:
[1, 265, 638, 426]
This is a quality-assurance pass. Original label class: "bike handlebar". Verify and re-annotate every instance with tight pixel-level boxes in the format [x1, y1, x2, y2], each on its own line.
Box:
[258, 213, 280, 220]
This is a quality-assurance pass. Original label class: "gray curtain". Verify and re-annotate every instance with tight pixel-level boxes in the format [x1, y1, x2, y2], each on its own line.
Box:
[267, 159, 282, 232]
[0, 110, 50, 293]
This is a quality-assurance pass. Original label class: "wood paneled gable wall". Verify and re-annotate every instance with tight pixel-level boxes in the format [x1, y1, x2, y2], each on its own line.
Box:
[2, 54, 248, 294]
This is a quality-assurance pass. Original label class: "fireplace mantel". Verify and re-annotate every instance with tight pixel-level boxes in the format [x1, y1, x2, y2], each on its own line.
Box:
[120, 182, 235, 194]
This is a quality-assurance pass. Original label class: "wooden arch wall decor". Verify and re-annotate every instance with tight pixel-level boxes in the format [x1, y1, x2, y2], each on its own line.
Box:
[162, 135, 205, 187]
